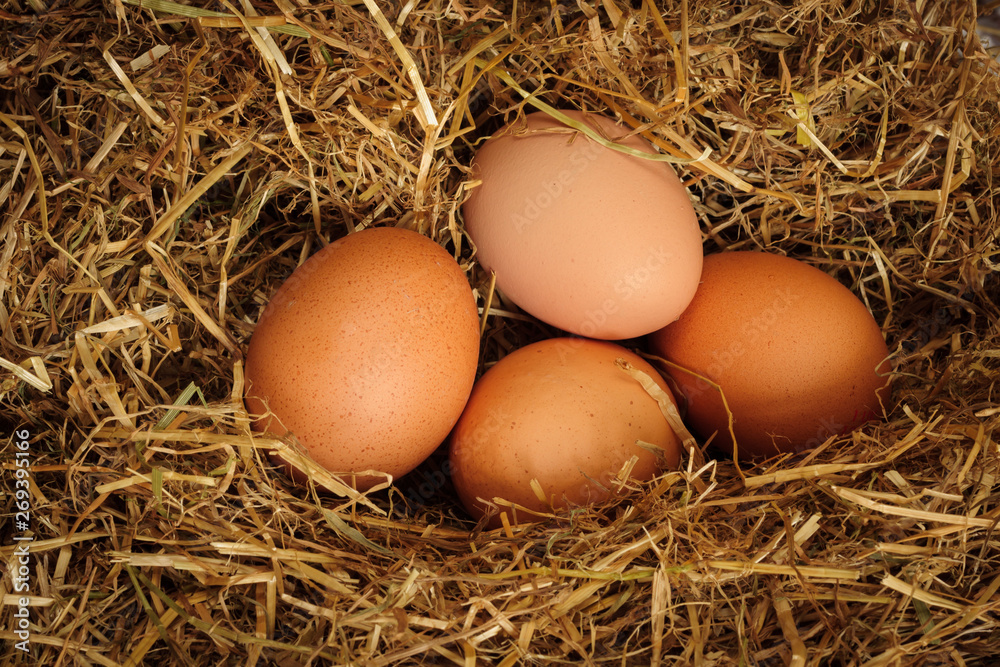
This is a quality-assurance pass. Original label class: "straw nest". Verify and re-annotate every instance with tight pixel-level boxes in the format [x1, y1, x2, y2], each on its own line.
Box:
[2, 0, 1000, 664]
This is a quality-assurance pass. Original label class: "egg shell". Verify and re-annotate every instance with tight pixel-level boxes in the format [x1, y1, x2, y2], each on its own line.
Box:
[648, 251, 892, 459]
[463, 110, 703, 340]
[449, 338, 682, 527]
[244, 227, 480, 490]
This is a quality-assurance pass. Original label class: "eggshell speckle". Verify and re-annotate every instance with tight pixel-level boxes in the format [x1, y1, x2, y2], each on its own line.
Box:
[648, 251, 892, 458]
[463, 110, 703, 340]
[244, 227, 480, 490]
[449, 338, 682, 527]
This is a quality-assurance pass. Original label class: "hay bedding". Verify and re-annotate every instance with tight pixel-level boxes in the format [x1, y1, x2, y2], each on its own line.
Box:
[1, 0, 999, 664]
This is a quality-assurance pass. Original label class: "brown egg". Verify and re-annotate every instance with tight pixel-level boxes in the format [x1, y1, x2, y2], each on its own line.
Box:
[244, 227, 480, 490]
[648, 251, 892, 459]
[449, 338, 682, 527]
[463, 109, 703, 340]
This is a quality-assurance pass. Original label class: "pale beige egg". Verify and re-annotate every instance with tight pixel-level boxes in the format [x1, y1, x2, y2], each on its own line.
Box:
[463, 110, 703, 340]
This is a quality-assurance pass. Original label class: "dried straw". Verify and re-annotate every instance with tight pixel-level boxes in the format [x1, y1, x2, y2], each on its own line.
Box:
[2, 0, 1000, 665]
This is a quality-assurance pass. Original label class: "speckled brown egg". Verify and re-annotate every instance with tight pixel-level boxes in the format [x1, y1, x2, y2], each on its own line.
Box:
[463, 109, 703, 340]
[244, 227, 480, 490]
[648, 251, 892, 459]
[449, 338, 682, 527]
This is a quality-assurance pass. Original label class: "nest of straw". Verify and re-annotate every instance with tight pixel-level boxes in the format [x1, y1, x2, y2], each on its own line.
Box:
[2, 0, 1000, 664]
